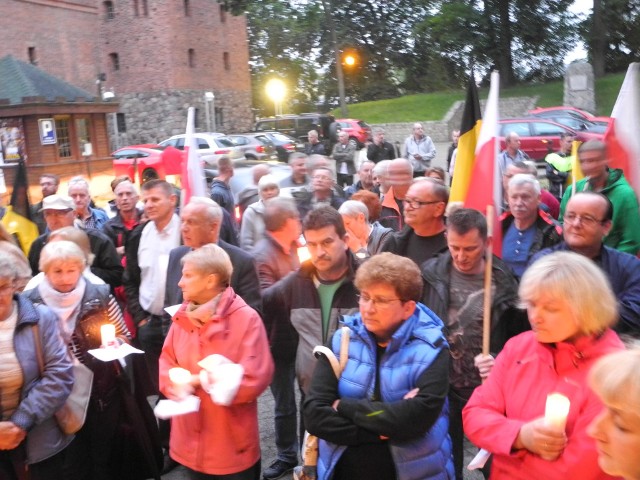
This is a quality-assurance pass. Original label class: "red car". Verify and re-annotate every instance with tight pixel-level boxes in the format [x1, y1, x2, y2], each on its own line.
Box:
[499, 118, 603, 161]
[335, 118, 372, 148]
[528, 106, 611, 130]
[112, 144, 184, 183]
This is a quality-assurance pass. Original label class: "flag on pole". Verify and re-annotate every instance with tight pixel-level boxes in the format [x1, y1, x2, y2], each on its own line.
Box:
[181, 106, 207, 207]
[604, 62, 640, 199]
[450, 76, 483, 202]
[464, 70, 502, 255]
[1, 161, 39, 254]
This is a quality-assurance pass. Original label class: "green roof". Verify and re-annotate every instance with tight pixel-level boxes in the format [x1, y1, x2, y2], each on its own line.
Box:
[0, 55, 95, 105]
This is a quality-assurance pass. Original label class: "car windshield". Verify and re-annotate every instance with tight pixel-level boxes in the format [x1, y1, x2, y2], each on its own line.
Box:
[215, 137, 236, 147]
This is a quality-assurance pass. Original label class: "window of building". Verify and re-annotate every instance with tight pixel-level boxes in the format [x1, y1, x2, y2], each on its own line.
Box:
[194, 108, 200, 129]
[109, 53, 120, 71]
[184, 0, 190, 16]
[220, 3, 227, 22]
[215, 108, 224, 129]
[75, 118, 92, 157]
[223, 52, 230, 71]
[116, 113, 127, 133]
[188, 49, 195, 68]
[133, 0, 148, 17]
[28, 47, 37, 65]
[55, 116, 72, 158]
[104, 1, 115, 19]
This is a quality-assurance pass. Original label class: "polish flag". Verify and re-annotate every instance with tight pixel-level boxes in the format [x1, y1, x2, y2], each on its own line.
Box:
[464, 71, 502, 255]
[181, 106, 207, 206]
[604, 63, 640, 199]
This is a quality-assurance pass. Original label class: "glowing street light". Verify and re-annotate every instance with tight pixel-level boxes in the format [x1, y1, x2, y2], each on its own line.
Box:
[265, 78, 286, 116]
[343, 54, 356, 67]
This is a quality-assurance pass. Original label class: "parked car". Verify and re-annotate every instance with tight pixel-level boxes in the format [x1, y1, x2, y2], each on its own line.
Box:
[499, 118, 604, 161]
[227, 133, 279, 161]
[112, 144, 183, 183]
[334, 118, 371, 148]
[158, 132, 244, 167]
[254, 113, 336, 148]
[527, 107, 609, 134]
[253, 131, 304, 162]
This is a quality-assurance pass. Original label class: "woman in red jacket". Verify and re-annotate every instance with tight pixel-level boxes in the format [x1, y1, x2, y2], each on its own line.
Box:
[463, 251, 624, 480]
[159, 243, 274, 480]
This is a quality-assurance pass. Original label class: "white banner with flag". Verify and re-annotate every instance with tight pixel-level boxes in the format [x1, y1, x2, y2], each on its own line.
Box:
[181, 107, 207, 206]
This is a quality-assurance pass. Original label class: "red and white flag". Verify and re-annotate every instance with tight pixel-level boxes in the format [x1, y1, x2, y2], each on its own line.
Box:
[181, 107, 207, 206]
[604, 63, 640, 199]
[464, 71, 502, 255]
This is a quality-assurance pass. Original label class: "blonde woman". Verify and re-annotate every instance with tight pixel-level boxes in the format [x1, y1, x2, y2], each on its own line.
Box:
[588, 348, 640, 480]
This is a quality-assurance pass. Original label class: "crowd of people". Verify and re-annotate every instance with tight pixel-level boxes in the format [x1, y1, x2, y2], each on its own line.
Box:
[0, 124, 639, 480]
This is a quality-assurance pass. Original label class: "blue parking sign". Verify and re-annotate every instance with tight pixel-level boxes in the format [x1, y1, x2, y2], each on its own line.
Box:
[39, 119, 57, 145]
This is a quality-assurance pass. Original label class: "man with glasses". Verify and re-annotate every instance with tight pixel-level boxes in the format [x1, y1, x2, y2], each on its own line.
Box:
[382, 178, 448, 266]
[531, 192, 640, 339]
[421, 208, 525, 480]
[559, 140, 640, 255]
[261, 206, 359, 480]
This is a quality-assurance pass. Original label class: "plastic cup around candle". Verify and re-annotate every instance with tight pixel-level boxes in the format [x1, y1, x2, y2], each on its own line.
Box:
[544, 393, 570, 431]
[168, 367, 192, 400]
[100, 324, 116, 348]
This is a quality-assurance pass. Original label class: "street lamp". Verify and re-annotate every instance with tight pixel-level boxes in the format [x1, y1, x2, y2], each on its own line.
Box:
[204, 91, 215, 132]
[265, 79, 286, 116]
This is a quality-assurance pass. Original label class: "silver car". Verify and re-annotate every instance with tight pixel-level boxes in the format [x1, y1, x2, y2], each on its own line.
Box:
[227, 133, 279, 162]
[159, 132, 245, 167]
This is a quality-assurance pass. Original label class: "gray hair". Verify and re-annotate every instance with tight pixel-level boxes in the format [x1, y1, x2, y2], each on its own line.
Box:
[68, 176, 89, 193]
[288, 152, 308, 165]
[187, 197, 222, 224]
[182, 243, 233, 287]
[338, 200, 370, 223]
[372, 160, 391, 177]
[372, 127, 385, 136]
[40, 240, 86, 273]
[0, 256, 19, 282]
[508, 173, 541, 196]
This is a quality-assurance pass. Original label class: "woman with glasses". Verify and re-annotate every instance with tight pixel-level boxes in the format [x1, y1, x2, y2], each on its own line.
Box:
[463, 251, 624, 479]
[0, 256, 73, 480]
[303, 252, 454, 480]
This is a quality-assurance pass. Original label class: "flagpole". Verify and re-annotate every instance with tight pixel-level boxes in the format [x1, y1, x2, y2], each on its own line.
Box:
[482, 204, 494, 358]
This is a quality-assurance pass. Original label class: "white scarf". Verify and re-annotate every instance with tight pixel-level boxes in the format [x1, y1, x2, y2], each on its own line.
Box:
[38, 276, 86, 344]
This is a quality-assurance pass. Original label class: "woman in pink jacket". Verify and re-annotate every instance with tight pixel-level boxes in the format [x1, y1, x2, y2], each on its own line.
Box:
[463, 251, 624, 480]
[159, 244, 274, 479]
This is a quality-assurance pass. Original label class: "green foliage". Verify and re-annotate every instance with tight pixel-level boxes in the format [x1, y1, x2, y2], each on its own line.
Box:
[330, 74, 622, 122]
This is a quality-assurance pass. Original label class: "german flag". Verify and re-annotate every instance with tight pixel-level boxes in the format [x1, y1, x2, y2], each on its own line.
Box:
[1, 161, 39, 254]
[450, 76, 483, 202]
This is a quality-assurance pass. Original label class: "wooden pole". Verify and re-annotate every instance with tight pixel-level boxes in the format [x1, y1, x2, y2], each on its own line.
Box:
[482, 205, 494, 357]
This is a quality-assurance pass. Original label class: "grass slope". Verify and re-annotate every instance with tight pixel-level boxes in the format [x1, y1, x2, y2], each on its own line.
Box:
[333, 73, 625, 122]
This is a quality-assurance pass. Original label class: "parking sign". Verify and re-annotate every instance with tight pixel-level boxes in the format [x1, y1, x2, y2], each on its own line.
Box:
[39, 119, 57, 145]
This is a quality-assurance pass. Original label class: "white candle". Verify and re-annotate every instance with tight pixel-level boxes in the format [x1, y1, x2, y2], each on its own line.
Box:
[297, 246, 311, 263]
[168, 367, 192, 400]
[545, 393, 571, 431]
[100, 324, 116, 347]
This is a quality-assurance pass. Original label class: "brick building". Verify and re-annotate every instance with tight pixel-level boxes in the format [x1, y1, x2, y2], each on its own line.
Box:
[1, 0, 253, 150]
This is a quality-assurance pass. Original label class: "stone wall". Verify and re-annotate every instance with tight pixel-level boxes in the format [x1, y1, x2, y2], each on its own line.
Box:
[371, 96, 539, 145]
[107, 89, 253, 149]
[564, 62, 596, 114]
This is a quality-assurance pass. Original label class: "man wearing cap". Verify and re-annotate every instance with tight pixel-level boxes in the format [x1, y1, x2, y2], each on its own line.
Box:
[27, 194, 123, 288]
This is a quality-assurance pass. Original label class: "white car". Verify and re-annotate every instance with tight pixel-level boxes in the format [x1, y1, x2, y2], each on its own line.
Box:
[159, 132, 245, 167]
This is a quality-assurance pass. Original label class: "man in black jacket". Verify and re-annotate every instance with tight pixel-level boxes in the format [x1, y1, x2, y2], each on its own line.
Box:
[261, 206, 360, 480]
[162, 197, 261, 313]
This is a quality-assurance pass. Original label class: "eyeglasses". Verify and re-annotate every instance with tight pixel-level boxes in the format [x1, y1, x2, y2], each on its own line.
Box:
[403, 198, 442, 209]
[564, 212, 605, 227]
[357, 293, 403, 308]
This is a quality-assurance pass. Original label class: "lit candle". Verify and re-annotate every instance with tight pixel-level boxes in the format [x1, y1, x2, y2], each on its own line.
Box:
[544, 393, 571, 431]
[100, 324, 116, 347]
[297, 246, 311, 263]
[168, 367, 192, 400]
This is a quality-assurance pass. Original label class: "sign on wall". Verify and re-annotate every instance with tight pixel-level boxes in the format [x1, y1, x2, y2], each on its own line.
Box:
[0, 118, 26, 161]
[39, 118, 57, 145]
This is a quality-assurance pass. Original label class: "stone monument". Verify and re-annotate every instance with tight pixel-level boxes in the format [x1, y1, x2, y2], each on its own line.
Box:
[564, 61, 596, 114]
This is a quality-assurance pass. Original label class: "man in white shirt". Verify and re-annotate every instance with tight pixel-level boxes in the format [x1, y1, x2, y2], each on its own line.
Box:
[123, 180, 180, 390]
